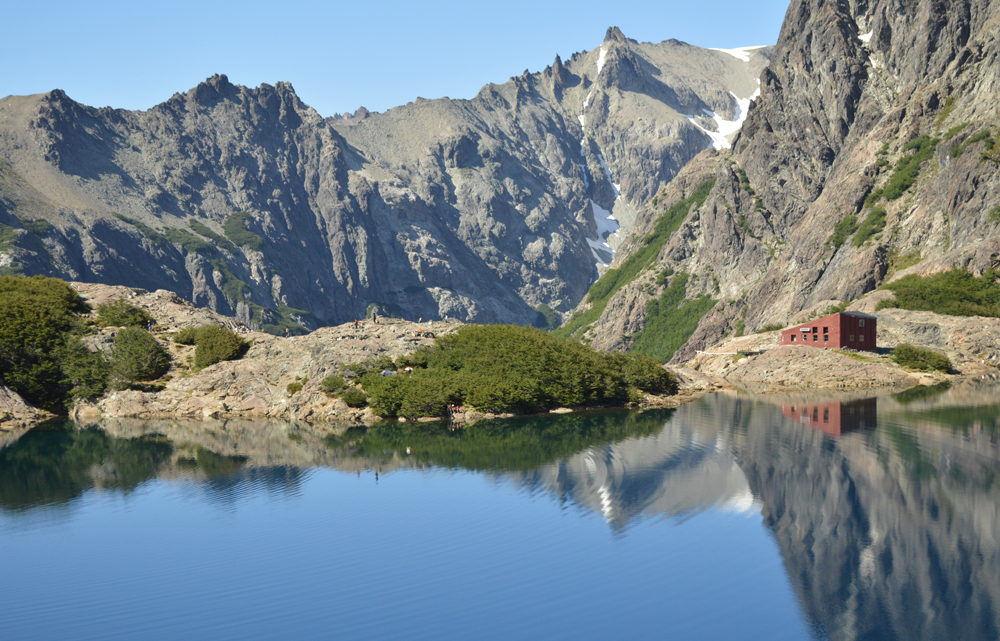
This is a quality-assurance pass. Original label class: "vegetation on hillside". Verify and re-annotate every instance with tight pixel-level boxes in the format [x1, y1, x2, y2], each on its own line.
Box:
[554, 178, 716, 340]
[223, 212, 265, 251]
[890, 344, 952, 373]
[174, 325, 250, 369]
[630, 273, 716, 362]
[827, 215, 858, 249]
[0, 276, 180, 412]
[0, 276, 103, 411]
[866, 135, 939, 205]
[349, 324, 676, 419]
[96, 299, 153, 327]
[876, 268, 1000, 317]
[852, 206, 887, 246]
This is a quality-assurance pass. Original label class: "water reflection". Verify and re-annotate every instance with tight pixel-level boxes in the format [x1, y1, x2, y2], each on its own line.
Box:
[2, 383, 999, 640]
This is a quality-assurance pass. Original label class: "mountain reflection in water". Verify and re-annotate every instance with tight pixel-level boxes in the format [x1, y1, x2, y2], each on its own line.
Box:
[1, 382, 998, 641]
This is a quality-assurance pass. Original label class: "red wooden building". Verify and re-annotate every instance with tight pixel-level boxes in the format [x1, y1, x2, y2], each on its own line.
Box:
[779, 311, 877, 351]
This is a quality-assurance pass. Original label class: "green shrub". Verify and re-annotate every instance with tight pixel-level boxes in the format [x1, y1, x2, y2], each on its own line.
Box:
[223, 212, 265, 251]
[96, 299, 154, 327]
[56, 338, 110, 401]
[828, 215, 858, 249]
[110, 327, 170, 382]
[358, 325, 677, 418]
[554, 178, 716, 339]
[758, 323, 785, 333]
[990, 205, 1000, 225]
[193, 326, 249, 369]
[891, 344, 952, 372]
[287, 381, 303, 395]
[878, 269, 1000, 317]
[173, 328, 199, 345]
[341, 387, 368, 408]
[320, 374, 348, 395]
[0, 275, 97, 411]
[852, 207, 887, 246]
[630, 273, 716, 363]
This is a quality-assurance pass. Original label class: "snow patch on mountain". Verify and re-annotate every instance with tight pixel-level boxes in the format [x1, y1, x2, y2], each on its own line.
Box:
[597, 47, 607, 73]
[709, 45, 767, 62]
[685, 88, 760, 150]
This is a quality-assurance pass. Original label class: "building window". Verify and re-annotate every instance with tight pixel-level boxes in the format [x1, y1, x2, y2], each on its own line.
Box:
[860, 319, 865, 327]
[813, 334, 818, 341]
[824, 335, 829, 342]
[823, 327, 828, 334]
[823, 408, 829, 422]
[859, 334, 865, 342]
[791, 335, 796, 342]
[850, 335, 854, 342]
[812, 327, 818, 333]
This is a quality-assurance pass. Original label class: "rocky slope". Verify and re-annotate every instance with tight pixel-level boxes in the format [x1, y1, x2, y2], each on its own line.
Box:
[579, 0, 1000, 361]
[68, 283, 461, 423]
[0, 29, 768, 329]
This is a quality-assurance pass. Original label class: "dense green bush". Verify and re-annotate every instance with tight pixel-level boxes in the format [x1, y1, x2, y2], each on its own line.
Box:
[96, 299, 153, 327]
[876, 269, 1000, 317]
[173, 327, 199, 345]
[172, 325, 249, 369]
[358, 324, 677, 419]
[891, 344, 952, 373]
[320, 374, 348, 395]
[193, 326, 249, 369]
[110, 327, 170, 383]
[341, 387, 368, 408]
[0, 275, 104, 411]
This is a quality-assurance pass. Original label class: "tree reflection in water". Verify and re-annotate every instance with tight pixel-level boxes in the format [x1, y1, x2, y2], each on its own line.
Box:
[1, 383, 998, 640]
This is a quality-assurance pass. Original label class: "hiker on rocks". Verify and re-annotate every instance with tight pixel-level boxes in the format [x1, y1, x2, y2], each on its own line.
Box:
[354, 319, 359, 329]
[372, 310, 378, 324]
[285, 327, 290, 338]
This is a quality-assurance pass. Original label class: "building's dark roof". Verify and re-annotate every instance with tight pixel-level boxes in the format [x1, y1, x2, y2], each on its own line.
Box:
[841, 311, 877, 319]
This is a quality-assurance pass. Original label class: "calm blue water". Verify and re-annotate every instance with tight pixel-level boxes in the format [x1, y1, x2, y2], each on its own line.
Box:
[2, 383, 998, 640]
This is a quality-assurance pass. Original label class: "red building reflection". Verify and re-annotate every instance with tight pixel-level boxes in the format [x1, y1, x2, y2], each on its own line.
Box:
[780, 398, 878, 436]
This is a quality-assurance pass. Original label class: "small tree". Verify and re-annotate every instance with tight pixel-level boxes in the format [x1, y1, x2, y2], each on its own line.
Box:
[96, 299, 154, 327]
[193, 326, 249, 369]
[110, 327, 170, 383]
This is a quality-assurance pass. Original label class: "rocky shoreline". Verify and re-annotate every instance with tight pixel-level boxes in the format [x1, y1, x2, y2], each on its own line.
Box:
[3, 284, 998, 433]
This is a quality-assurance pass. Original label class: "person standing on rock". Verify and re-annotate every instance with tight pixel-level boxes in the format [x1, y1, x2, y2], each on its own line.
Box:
[285, 327, 290, 338]
[354, 319, 359, 329]
[372, 310, 378, 324]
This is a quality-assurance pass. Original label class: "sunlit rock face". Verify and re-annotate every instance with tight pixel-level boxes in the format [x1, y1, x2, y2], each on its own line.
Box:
[0, 31, 767, 327]
[585, 0, 1000, 362]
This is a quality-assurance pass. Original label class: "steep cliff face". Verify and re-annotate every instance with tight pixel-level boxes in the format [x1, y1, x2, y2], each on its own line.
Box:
[0, 29, 767, 330]
[581, 0, 1000, 362]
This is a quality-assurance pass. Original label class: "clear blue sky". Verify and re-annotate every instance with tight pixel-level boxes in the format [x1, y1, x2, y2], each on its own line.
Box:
[5, 0, 790, 117]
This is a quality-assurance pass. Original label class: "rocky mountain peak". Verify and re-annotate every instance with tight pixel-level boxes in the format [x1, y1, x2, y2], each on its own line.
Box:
[604, 26, 630, 44]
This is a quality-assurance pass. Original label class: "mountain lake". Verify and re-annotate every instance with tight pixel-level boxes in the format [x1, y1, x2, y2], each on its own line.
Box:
[2, 382, 998, 640]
